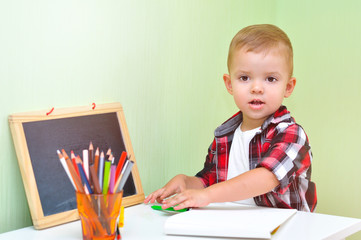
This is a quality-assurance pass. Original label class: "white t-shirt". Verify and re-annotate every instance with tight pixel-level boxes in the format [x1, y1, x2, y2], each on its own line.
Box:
[227, 124, 260, 205]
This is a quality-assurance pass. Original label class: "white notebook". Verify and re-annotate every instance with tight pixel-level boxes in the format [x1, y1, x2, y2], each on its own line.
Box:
[164, 202, 297, 239]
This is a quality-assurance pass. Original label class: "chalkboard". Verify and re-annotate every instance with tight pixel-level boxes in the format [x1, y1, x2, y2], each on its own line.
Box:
[9, 103, 144, 229]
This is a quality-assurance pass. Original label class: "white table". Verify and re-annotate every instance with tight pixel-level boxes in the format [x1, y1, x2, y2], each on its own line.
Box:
[1, 204, 361, 240]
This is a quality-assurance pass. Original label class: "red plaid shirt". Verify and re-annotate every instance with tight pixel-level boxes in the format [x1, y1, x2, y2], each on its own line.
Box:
[196, 106, 317, 212]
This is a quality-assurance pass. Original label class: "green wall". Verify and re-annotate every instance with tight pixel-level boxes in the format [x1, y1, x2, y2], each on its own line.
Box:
[1, 0, 360, 239]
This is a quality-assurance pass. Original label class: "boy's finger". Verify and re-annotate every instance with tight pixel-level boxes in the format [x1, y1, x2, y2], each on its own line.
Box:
[144, 188, 163, 203]
[173, 201, 189, 210]
[159, 188, 175, 200]
[156, 196, 165, 203]
[144, 194, 152, 203]
[144, 193, 155, 203]
[149, 188, 166, 203]
[162, 194, 185, 209]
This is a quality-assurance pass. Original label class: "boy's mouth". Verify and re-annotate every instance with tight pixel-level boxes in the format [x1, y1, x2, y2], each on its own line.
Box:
[249, 99, 265, 109]
[249, 99, 264, 105]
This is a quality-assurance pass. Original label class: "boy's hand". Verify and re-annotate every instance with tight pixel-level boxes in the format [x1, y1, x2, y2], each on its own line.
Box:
[144, 174, 187, 204]
[161, 189, 210, 210]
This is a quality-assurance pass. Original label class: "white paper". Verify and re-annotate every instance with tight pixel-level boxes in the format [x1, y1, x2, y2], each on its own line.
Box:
[164, 203, 297, 239]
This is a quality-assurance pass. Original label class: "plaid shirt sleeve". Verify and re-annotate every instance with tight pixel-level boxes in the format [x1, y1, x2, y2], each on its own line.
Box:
[196, 142, 216, 187]
[257, 122, 312, 194]
[195, 140, 216, 187]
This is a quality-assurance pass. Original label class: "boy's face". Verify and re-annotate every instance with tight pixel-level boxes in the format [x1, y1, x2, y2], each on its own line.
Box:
[223, 46, 296, 131]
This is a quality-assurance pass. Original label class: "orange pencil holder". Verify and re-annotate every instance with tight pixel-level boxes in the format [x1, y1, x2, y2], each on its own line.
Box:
[76, 191, 123, 240]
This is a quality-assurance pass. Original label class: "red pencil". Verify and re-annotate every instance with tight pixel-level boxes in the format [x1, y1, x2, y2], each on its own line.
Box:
[71, 150, 80, 178]
[115, 151, 127, 181]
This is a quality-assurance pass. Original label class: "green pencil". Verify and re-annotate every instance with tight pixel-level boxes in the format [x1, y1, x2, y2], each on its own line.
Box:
[102, 160, 111, 194]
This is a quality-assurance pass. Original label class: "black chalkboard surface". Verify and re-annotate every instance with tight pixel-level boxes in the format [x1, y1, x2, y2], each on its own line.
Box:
[9, 103, 144, 229]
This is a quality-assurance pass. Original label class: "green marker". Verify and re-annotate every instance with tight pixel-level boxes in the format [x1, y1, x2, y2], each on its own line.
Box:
[151, 205, 188, 213]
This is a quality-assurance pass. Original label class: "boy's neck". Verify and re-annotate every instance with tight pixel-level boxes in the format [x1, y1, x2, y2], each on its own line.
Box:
[241, 118, 265, 131]
[241, 123, 261, 131]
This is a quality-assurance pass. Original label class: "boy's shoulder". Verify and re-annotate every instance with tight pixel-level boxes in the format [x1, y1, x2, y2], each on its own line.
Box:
[262, 106, 292, 128]
[214, 111, 242, 138]
[264, 110, 310, 145]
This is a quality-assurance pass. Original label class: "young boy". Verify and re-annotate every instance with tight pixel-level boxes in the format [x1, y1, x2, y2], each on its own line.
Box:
[144, 24, 317, 212]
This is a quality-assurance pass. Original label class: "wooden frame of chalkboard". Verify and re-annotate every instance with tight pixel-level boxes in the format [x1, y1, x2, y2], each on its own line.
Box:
[8, 102, 144, 229]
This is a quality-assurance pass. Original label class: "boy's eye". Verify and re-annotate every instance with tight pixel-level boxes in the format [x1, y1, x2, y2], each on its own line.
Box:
[240, 76, 249, 81]
[266, 77, 277, 82]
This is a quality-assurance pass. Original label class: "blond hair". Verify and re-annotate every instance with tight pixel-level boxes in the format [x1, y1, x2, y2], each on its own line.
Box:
[227, 24, 293, 77]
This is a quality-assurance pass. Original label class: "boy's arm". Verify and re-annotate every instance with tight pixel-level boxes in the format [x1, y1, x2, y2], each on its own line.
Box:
[205, 167, 278, 202]
[144, 174, 204, 204]
[162, 167, 279, 210]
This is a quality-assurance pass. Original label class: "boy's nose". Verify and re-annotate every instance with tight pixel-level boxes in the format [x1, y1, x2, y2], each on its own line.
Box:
[251, 80, 264, 94]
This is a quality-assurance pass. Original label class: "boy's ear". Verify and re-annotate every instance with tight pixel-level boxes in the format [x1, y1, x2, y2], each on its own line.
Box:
[223, 74, 233, 95]
[284, 77, 296, 98]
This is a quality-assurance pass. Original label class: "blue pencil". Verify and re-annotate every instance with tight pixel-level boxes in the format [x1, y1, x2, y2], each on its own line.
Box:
[76, 156, 93, 194]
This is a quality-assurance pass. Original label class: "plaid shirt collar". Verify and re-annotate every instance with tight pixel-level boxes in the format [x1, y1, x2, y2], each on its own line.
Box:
[214, 105, 292, 138]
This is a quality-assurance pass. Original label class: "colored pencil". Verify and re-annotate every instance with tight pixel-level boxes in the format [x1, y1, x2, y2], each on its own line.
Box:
[88, 142, 94, 185]
[83, 149, 89, 177]
[60, 149, 84, 193]
[102, 160, 111, 194]
[116, 226, 121, 240]
[114, 161, 134, 193]
[76, 156, 93, 194]
[89, 142, 94, 165]
[115, 151, 127, 181]
[89, 164, 102, 194]
[118, 206, 124, 228]
[113, 160, 129, 192]
[118, 160, 134, 191]
[83, 149, 89, 179]
[98, 151, 105, 191]
[109, 165, 116, 194]
[70, 150, 80, 178]
[106, 148, 112, 159]
[57, 150, 76, 190]
[81, 149, 90, 194]
[94, 147, 100, 174]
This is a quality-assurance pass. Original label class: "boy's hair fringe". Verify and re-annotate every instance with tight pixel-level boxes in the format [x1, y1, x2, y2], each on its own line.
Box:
[227, 24, 293, 77]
